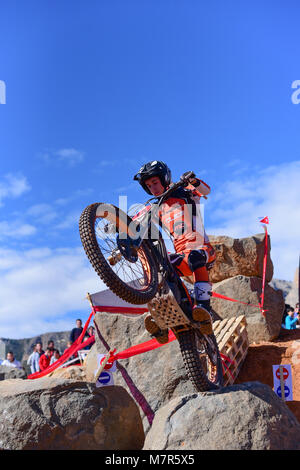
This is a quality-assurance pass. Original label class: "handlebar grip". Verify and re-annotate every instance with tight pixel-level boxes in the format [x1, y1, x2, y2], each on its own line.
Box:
[180, 171, 196, 182]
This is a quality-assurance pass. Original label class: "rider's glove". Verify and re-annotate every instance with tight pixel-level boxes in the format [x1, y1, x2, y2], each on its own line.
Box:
[180, 171, 197, 186]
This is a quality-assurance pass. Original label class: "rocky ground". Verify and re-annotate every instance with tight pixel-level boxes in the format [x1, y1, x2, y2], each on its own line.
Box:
[0, 232, 299, 449]
[143, 381, 300, 450]
[0, 379, 144, 450]
[235, 328, 300, 423]
[1, 321, 300, 450]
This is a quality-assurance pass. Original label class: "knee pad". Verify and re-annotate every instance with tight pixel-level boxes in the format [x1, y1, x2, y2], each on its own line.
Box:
[187, 249, 208, 272]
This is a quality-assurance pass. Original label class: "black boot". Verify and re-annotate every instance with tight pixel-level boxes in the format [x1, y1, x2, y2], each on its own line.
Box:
[144, 314, 169, 344]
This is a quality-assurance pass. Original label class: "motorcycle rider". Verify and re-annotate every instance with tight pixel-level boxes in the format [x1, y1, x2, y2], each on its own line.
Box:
[133, 160, 216, 342]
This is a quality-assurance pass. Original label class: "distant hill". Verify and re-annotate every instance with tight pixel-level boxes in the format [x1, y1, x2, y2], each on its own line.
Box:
[270, 270, 298, 308]
[0, 330, 71, 368]
[269, 278, 293, 300]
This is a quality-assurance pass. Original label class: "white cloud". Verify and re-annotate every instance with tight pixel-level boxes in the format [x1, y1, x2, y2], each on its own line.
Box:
[0, 221, 37, 239]
[0, 192, 89, 245]
[55, 210, 81, 230]
[27, 203, 58, 224]
[114, 182, 137, 193]
[54, 188, 94, 206]
[206, 160, 300, 281]
[0, 173, 31, 206]
[0, 246, 104, 338]
[55, 148, 85, 166]
[40, 148, 85, 167]
[98, 159, 118, 167]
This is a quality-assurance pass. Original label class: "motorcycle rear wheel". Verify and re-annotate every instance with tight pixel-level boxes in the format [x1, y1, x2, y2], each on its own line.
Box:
[177, 328, 224, 392]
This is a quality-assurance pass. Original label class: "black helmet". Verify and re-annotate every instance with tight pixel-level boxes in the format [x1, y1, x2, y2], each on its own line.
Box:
[133, 160, 172, 195]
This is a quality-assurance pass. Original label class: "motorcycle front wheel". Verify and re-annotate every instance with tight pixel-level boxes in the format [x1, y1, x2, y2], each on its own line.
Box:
[79, 202, 158, 305]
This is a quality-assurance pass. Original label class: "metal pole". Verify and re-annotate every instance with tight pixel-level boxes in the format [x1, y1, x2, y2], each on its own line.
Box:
[279, 365, 285, 402]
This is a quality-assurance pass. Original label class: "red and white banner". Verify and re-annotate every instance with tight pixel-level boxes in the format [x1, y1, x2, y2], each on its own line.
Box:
[90, 287, 148, 315]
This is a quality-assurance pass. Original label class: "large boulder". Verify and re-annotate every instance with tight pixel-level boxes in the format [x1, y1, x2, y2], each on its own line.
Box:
[207, 233, 273, 283]
[211, 275, 284, 342]
[0, 365, 26, 381]
[49, 365, 87, 381]
[85, 312, 196, 433]
[143, 382, 300, 450]
[0, 378, 144, 450]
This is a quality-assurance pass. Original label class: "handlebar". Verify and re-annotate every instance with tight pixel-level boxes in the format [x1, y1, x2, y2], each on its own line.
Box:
[156, 171, 196, 205]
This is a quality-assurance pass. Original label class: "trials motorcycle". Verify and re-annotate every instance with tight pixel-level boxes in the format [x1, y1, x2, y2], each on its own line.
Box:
[79, 172, 223, 391]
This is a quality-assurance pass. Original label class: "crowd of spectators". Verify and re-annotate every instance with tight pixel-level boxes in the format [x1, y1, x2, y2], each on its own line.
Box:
[0, 318, 95, 374]
[26, 340, 61, 373]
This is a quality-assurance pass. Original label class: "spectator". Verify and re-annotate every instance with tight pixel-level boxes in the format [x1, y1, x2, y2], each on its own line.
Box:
[282, 304, 292, 326]
[27, 344, 39, 374]
[34, 342, 44, 372]
[285, 308, 299, 330]
[2, 351, 22, 369]
[70, 319, 83, 344]
[39, 348, 52, 371]
[50, 349, 61, 365]
[47, 340, 55, 357]
[84, 326, 95, 350]
[87, 326, 95, 337]
[294, 303, 299, 318]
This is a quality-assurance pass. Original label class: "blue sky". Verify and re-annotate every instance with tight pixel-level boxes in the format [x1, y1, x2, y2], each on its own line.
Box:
[0, 1, 300, 338]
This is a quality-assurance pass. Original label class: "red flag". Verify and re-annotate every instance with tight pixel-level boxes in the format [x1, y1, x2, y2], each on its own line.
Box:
[259, 216, 269, 224]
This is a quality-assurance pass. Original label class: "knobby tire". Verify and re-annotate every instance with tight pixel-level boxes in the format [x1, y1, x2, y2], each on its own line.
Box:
[178, 329, 224, 392]
[79, 203, 158, 305]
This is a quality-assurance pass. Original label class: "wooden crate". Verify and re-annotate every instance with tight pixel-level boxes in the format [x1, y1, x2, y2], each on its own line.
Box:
[213, 315, 249, 386]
